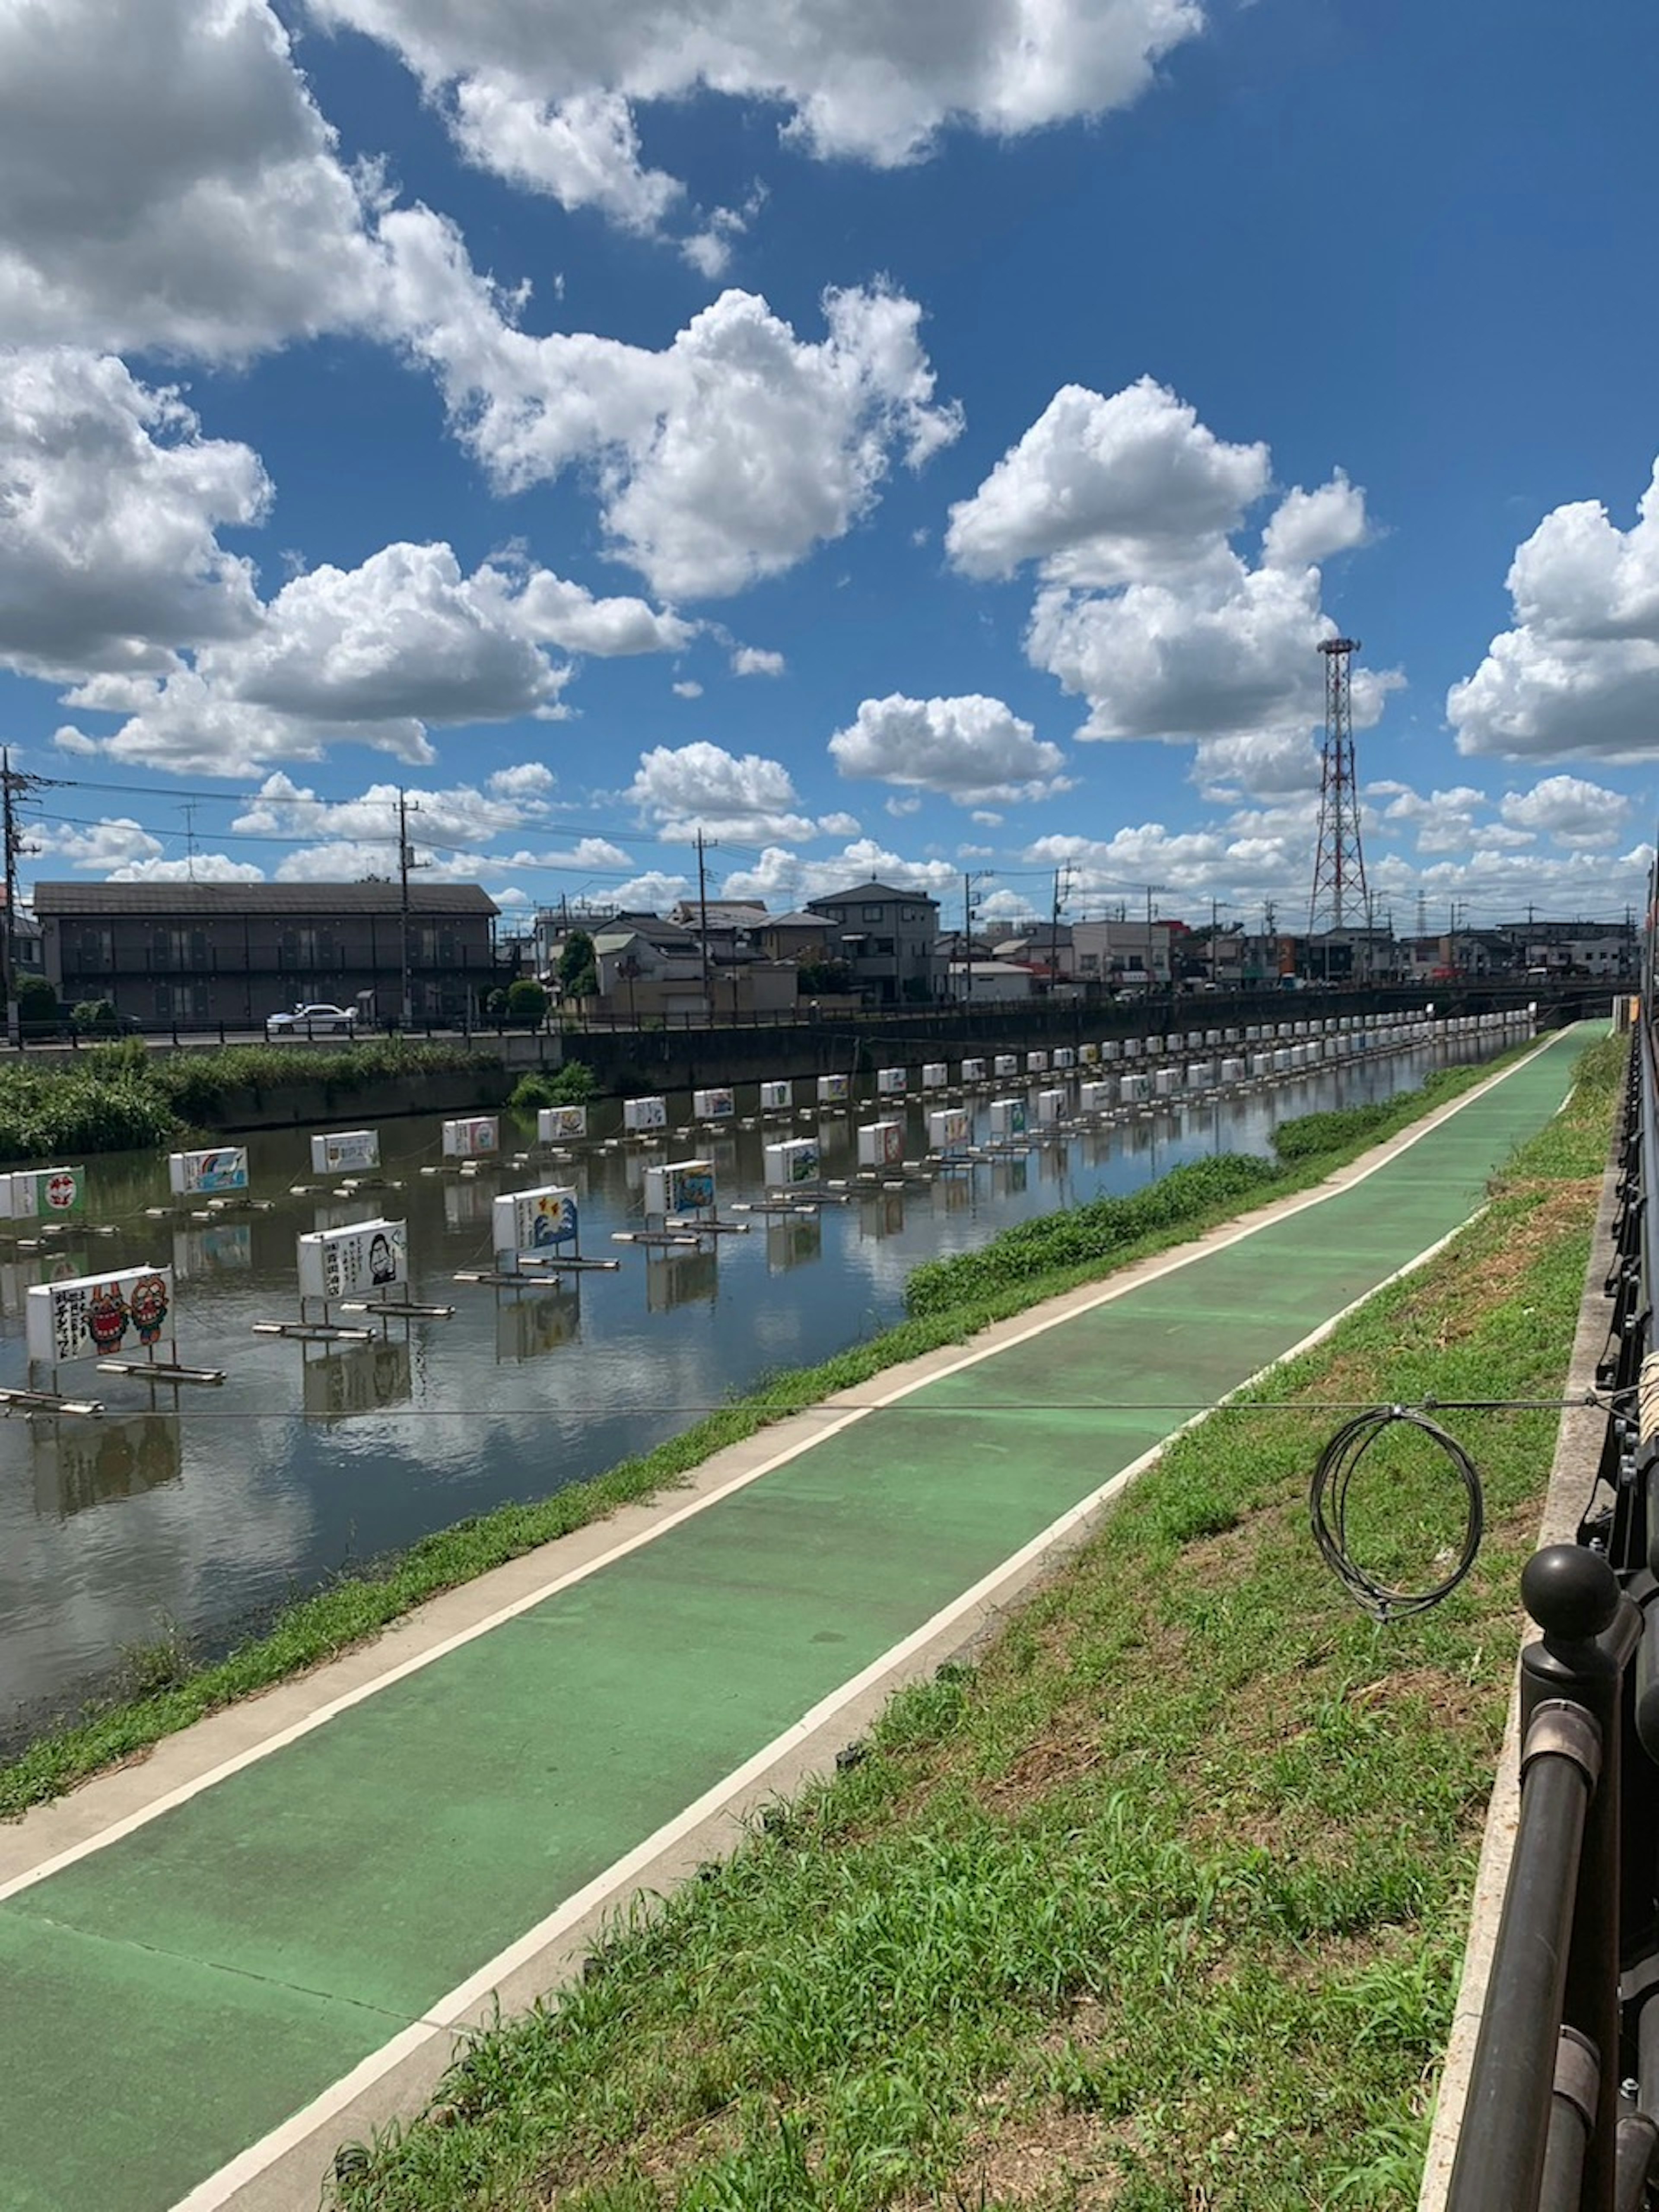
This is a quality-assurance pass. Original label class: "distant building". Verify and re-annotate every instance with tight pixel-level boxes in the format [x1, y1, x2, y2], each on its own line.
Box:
[947, 959, 1036, 1003]
[804, 881, 943, 1004]
[34, 881, 500, 1026]
[1069, 920, 1173, 986]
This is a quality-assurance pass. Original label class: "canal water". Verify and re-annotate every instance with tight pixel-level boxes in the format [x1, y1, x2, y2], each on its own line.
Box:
[0, 1029, 1515, 1741]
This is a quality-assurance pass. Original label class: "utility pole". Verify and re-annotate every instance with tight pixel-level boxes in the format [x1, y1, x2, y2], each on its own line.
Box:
[397, 787, 423, 1029]
[182, 801, 198, 884]
[963, 871, 991, 1007]
[694, 828, 715, 1013]
[3, 752, 48, 1046]
[1049, 862, 1073, 985]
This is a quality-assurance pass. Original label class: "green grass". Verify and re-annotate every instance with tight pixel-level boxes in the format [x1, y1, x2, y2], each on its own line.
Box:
[0, 1036, 1565, 1817]
[324, 1031, 1624, 2212]
[0, 1036, 503, 1159]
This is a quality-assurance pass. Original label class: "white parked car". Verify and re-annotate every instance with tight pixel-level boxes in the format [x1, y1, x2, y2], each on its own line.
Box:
[266, 1003, 358, 1038]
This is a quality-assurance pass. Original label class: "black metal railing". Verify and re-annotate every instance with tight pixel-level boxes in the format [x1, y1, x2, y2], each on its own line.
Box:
[1445, 958, 1659, 2211]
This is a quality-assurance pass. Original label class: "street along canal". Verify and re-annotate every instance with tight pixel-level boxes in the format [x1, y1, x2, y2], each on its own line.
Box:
[0, 1027, 1516, 1743]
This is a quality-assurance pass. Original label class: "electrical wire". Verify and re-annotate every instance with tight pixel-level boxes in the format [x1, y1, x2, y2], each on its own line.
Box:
[1309, 1405, 1485, 1623]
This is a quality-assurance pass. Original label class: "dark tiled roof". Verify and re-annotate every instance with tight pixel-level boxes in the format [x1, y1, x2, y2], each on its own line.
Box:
[806, 882, 939, 909]
[32, 881, 499, 918]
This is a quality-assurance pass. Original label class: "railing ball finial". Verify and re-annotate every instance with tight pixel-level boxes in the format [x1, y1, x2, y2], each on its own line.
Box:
[1521, 1544, 1620, 1644]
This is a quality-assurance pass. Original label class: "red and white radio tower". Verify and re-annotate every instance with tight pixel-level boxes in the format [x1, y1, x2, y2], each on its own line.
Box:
[1308, 636, 1369, 933]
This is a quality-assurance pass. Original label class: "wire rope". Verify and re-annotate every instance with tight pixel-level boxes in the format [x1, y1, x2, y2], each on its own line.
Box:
[1308, 1405, 1484, 1622]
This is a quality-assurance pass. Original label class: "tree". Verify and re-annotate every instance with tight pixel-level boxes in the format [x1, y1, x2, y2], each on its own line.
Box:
[506, 977, 548, 1028]
[17, 977, 57, 1033]
[558, 930, 599, 999]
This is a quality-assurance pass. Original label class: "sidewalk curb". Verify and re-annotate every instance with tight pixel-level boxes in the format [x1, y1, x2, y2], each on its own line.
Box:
[1416, 1159, 1620, 2209]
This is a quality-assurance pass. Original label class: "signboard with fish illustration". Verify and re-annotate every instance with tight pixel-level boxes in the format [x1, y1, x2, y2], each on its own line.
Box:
[536, 1106, 588, 1142]
[623, 1096, 669, 1134]
[645, 1160, 716, 1217]
[168, 1146, 249, 1196]
[764, 1138, 820, 1187]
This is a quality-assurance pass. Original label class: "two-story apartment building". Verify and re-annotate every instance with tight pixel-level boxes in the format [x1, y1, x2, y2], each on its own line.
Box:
[34, 881, 500, 1026]
[803, 882, 944, 1005]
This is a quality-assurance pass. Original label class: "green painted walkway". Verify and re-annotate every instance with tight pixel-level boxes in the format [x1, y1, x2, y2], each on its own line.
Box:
[0, 1032, 1595, 2210]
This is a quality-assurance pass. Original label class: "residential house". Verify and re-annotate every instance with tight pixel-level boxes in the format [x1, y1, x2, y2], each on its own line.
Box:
[34, 881, 501, 1026]
[804, 882, 944, 1004]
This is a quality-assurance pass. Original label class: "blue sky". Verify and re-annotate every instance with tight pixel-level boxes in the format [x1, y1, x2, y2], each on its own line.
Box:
[3, 0, 1658, 931]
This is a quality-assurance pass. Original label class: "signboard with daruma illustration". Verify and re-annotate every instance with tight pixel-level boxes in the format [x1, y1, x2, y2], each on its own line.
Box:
[27, 1264, 175, 1367]
[296, 1219, 408, 1303]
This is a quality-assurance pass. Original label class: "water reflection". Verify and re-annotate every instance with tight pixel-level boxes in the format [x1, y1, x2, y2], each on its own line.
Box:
[299, 1337, 413, 1421]
[33, 1413, 182, 1519]
[0, 1030, 1525, 1736]
[495, 1287, 582, 1362]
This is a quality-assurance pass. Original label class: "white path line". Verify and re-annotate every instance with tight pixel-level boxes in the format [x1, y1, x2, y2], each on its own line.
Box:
[0, 1030, 1565, 1910]
[169, 1157, 1508, 2212]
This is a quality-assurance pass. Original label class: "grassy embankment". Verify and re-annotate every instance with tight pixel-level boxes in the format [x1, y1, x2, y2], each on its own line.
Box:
[0, 1041, 1546, 1817]
[0, 1036, 505, 1159]
[326, 1030, 1624, 2212]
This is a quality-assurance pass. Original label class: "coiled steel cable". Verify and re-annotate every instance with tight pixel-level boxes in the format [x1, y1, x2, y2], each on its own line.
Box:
[1309, 1405, 1484, 1621]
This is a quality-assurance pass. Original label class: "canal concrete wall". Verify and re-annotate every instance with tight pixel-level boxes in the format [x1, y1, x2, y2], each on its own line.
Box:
[211, 1065, 516, 1132]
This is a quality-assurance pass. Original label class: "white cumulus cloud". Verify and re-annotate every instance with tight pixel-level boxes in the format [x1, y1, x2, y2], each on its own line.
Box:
[731, 645, 786, 677]
[0, 348, 269, 680]
[51, 540, 690, 774]
[310, 0, 1202, 243]
[626, 742, 818, 841]
[829, 693, 1069, 805]
[1498, 773, 1632, 847]
[1449, 462, 1659, 761]
[948, 376, 1393, 790]
[385, 212, 962, 598]
[0, 0, 386, 359]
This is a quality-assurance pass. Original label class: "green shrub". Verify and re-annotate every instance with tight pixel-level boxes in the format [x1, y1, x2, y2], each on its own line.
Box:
[510, 1058, 598, 1112]
[505, 978, 548, 1028]
[16, 976, 57, 1032]
[905, 1154, 1280, 1317]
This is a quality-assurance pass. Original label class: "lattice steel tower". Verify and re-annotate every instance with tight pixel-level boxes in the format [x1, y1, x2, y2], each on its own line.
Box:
[1308, 636, 1369, 933]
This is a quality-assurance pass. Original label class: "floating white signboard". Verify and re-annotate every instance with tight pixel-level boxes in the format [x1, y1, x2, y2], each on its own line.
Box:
[1078, 1081, 1113, 1113]
[927, 1107, 971, 1150]
[296, 1218, 407, 1304]
[27, 1262, 174, 1367]
[1026, 1052, 1049, 1074]
[442, 1117, 498, 1159]
[764, 1138, 820, 1187]
[493, 1183, 580, 1259]
[536, 1106, 588, 1143]
[1079, 1043, 1101, 1065]
[0, 1165, 88, 1220]
[816, 1074, 850, 1105]
[875, 1067, 908, 1096]
[921, 1063, 948, 1089]
[692, 1087, 735, 1121]
[1052, 1048, 1076, 1071]
[857, 1121, 905, 1169]
[168, 1146, 249, 1197]
[960, 1058, 987, 1083]
[759, 1081, 793, 1112]
[310, 1129, 380, 1175]
[1034, 1089, 1066, 1125]
[988, 1098, 1028, 1138]
[645, 1160, 716, 1217]
[993, 1055, 1019, 1078]
[623, 1096, 668, 1134]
